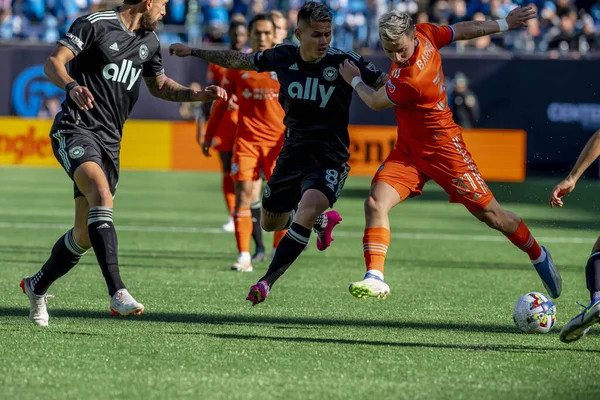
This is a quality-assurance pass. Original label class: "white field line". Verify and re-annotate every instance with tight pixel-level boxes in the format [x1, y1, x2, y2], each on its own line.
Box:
[0, 221, 595, 244]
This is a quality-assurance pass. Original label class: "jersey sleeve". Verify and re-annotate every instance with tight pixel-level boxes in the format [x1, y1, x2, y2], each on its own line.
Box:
[143, 43, 165, 77]
[355, 57, 386, 88]
[385, 77, 418, 105]
[207, 64, 218, 84]
[252, 44, 291, 72]
[223, 69, 237, 93]
[417, 23, 455, 49]
[57, 16, 95, 56]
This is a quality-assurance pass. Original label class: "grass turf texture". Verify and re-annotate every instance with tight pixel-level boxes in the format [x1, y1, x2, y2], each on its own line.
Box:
[1, 166, 599, 400]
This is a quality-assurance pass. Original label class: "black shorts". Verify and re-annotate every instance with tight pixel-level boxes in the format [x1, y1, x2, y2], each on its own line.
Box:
[50, 129, 120, 199]
[262, 160, 350, 214]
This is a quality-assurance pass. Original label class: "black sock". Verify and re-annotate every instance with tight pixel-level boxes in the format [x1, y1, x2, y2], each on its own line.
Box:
[31, 229, 89, 295]
[260, 222, 310, 287]
[586, 251, 600, 301]
[251, 201, 264, 252]
[88, 207, 125, 297]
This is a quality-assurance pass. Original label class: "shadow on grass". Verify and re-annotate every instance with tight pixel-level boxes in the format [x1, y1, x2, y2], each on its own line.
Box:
[204, 332, 600, 354]
[0, 306, 586, 337]
[0, 255, 582, 273]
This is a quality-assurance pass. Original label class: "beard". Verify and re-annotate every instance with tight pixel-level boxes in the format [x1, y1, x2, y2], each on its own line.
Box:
[141, 11, 158, 31]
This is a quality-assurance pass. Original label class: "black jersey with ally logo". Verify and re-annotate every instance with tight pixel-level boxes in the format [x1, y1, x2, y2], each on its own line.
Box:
[53, 9, 164, 148]
[253, 44, 385, 164]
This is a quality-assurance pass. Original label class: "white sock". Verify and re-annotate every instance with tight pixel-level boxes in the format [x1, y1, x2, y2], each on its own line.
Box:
[365, 269, 384, 280]
[532, 248, 546, 265]
[239, 252, 251, 262]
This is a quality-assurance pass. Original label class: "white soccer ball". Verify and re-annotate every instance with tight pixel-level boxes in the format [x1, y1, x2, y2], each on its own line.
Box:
[513, 292, 557, 333]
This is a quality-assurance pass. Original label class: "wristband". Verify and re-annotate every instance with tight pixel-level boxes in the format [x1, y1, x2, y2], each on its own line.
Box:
[351, 76, 363, 89]
[65, 81, 79, 93]
[497, 19, 508, 32]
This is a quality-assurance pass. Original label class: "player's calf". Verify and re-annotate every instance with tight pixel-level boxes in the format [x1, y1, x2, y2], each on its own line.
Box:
[472, 201, 562, 298]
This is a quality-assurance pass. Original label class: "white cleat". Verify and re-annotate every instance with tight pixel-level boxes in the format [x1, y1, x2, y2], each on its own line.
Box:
[348, 277, 391, 300]
[222, 216, 235, 233]
[20, 277, 49, 326]
[231, 252, 253, 272]
[110, 289, 144, 316]
[560, 299, 600, 343]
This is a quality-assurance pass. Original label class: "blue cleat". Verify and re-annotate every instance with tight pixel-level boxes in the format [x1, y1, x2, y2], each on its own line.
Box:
[533, 246, 562, 299]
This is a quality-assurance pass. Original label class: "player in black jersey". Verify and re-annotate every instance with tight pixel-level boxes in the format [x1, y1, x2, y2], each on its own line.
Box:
[169, 1, 386, 306]
[20, 0, 226, 326]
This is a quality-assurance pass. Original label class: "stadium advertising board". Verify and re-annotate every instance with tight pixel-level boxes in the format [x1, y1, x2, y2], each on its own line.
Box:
[0, 117, 526, 181]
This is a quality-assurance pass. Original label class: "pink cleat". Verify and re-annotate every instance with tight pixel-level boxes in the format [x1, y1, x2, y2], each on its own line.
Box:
[315, 210, 342, 251]
[246, 281, 270, 306]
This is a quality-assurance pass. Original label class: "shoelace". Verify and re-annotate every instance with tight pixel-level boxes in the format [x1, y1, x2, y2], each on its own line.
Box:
[35, 293, 55, 307]
[575, 301, 591, 321]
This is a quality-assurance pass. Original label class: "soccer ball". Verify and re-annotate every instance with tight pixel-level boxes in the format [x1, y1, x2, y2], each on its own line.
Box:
[513, 292, 557, 333]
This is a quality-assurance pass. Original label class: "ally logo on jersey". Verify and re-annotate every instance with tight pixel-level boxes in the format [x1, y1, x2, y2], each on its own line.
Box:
[288, 77, 335, 108]
[102, 59, 142, 90]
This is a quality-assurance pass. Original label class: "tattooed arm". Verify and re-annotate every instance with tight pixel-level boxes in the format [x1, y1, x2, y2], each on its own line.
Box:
[144, 74, 227, 102]
[451, 6, 536, 41]
[169, 43, 259, 71]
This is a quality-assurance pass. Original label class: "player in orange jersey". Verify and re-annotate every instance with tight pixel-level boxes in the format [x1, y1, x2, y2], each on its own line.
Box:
[201, 21, 248, 233]
[339, 9, 562, 300]
[226, 13, 286, 272]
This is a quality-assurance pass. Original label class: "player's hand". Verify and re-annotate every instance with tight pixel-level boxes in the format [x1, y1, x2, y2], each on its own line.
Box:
[548, 177, 576, 208]
[227, 94, 239, 111]
[339, 59, 361, 85]
[201, 140, 212, 157]
[69, 85, 94, 111]
[506, 6, 537, 29]
[169, 43, 192, 57]
[195, 85, 228, 102]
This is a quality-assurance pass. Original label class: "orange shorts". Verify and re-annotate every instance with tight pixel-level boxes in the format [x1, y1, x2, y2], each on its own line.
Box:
[373, 134, 494, 212]
[231, 136, 284, 181]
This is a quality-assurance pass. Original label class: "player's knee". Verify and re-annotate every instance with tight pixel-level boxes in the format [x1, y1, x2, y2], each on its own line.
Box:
[84, 182, 113, 207]
[364, 195, 385, 217]
[261, 216, 281, 232]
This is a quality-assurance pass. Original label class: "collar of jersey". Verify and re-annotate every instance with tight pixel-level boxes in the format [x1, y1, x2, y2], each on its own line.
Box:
[115, 7, 139, 37]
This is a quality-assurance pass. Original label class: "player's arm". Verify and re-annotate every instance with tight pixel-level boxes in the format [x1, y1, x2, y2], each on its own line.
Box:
[45, 16, 97, 111]
[339, 59, 394, 111]
[44, 45, 95, 111]
[144, 74, 227, 103]
[549, 130, 600, 207]
[169, 43, 259, 71]
[451, 6, 536, 41]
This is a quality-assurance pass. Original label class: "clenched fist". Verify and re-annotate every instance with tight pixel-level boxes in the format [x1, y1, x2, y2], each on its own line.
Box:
[169, 43, 192, 57]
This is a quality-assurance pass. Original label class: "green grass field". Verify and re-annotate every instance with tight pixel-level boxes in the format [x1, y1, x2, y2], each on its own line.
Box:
[1, 166, 600, 400]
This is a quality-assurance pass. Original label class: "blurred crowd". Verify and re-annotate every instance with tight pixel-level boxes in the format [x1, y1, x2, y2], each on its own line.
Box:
[1, 0, 599, 56]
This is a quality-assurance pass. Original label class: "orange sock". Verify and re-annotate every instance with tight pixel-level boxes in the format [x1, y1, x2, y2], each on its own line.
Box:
[505, 220, 543, 260]
[234, 208, 253, 253]
[273, 230, 287, 249]
[363, 227, 391, 274]
[223, 175, 236, 215]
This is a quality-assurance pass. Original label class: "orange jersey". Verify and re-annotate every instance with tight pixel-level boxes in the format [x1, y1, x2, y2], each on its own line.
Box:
[225, 69, 285, 144]
[205, 63, 238, 148]
[386, 23, 462, 155]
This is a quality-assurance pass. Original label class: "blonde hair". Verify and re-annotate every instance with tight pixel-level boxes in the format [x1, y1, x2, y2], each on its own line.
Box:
[379, 11, 414, 41]
[269, 10, 285, 22]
